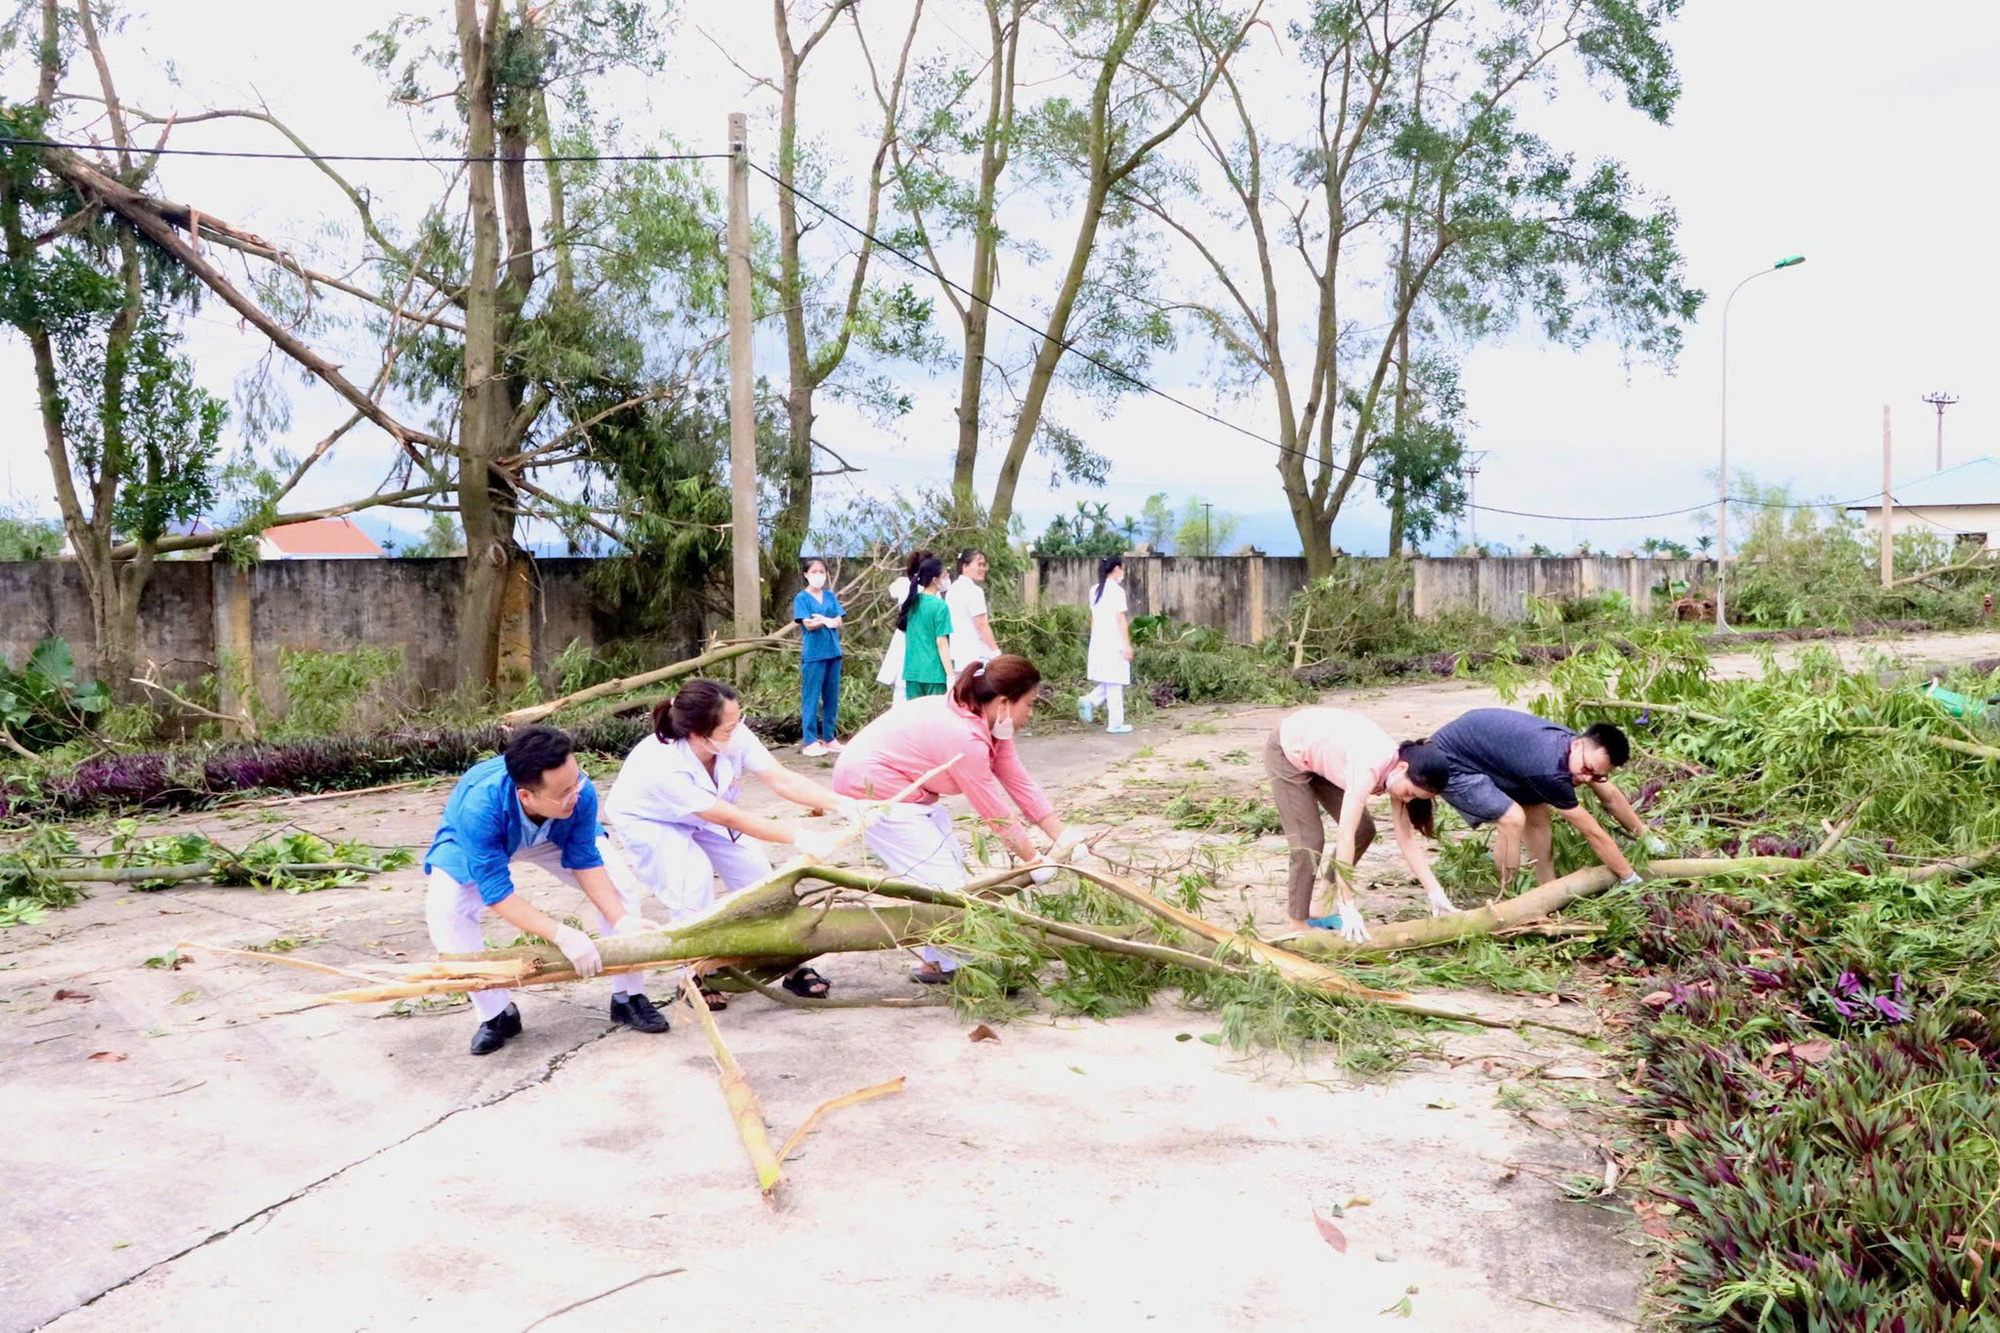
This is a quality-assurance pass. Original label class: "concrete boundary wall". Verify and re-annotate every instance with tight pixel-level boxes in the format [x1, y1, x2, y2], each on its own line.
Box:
[1409, 557, 1714, 621]
[0, 557, 614, 720]
[1027, 553, 1716, 640]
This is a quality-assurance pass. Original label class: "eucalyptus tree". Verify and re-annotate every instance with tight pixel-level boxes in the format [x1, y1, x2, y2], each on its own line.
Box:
[1124, 0, 1701, 573]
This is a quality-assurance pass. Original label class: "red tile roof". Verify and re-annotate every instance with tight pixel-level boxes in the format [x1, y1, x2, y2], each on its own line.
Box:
[261, 517, 384, 557]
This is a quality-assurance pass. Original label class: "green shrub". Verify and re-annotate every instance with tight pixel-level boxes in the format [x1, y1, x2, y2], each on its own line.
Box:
[0, 638, 109, 752]
[270, 645, 405, 739]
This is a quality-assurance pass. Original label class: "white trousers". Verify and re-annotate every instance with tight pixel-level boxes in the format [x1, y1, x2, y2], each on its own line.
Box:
[425, 839, 644, 1024]
[603, 820, 774, 989]
[1084, 682, 1126, 730]
[862, 803, 969, 971]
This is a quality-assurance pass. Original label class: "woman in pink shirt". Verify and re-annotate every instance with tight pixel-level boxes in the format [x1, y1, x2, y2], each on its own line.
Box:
[834, 654, 1078, 983]
[1266, 707, 1455, 942]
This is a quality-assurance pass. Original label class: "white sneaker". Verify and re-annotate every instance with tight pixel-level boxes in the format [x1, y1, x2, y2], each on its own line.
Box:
[1106, 724, 1134, 735]
[1078, 698, 1095, 724]
[801, 741, 828, 758]
[824, 739, 846, 753]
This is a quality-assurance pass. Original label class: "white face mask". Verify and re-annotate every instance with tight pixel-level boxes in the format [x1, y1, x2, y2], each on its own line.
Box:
[989, 712, 1015, 741]
[806, 571, 826, 589]
[703, 727, 751, 758]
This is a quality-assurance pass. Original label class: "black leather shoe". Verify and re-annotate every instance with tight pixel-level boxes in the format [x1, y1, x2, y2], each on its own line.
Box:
[470, 1011, 513, 1056]
[496, 1003, 522, 1038]
[610, 992, 670, 1034]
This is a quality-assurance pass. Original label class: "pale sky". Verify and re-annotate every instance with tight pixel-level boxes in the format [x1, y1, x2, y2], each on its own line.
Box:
[3, 1, 1997, 557]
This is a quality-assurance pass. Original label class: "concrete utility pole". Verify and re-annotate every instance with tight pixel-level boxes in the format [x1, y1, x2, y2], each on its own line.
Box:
[1881, 404, 1894, 589]
[1202, 502, 1213, 556]
[726, 112, 759, 643]
[1463, 450, 1490, 548]
[1920, 391, 1959, 472]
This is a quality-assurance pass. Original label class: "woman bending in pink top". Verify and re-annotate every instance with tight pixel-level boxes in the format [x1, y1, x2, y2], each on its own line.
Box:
[1265, 706, 1455, 943]
[833, 654, 1079, 984]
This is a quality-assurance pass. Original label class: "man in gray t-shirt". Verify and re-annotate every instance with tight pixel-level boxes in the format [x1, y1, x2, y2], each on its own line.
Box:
[1429, 708, 1661, 889]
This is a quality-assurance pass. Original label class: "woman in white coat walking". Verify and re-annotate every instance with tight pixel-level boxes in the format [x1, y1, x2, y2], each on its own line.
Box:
[1078, 554, 1134, 734]
[874, 548, 931, 706]
[603, 678, 859, 1007]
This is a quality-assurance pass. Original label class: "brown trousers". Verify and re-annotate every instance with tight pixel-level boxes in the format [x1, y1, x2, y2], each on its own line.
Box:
[1264, 729, 1377, 919]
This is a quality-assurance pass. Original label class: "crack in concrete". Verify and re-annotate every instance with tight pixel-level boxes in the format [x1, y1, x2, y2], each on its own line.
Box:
[38, 1024, 620, 1329]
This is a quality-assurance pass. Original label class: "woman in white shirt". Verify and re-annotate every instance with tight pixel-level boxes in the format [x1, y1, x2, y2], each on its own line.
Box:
[1079, 554, 1134, 734]
[944, 547, 1000, 672]
[604, 678, 858, 1005]
[874, 548, 932, 706]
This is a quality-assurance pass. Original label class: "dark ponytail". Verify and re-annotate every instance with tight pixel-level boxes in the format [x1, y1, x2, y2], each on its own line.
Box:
[1092, 554, 1123, 606]
[654, 677, 738, 742]
[904, 547, 934, 581]
[1396, 739, 1451, 839]
[898, 556, 944, 632]
[949, 653, 1042, 712]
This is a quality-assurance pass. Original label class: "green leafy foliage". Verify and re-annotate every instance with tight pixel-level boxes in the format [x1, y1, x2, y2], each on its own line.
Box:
[0, 637, 110, 752]
[270, 646, 406, 740]
[0, 498, 60, 560]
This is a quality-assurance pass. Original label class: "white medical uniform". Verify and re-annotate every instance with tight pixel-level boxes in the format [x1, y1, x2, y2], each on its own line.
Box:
[861, 804, 970, 973]
[1083, 577, 1130, 729]
[876, 575, 910, 705]
[603, 732, 781, 926]
[944, 574, 992, 674]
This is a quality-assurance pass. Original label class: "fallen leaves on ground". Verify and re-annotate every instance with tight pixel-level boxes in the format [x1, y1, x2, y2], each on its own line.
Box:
[88, 1051, 127, 1063]
[967, 1024, 998, 1042]
[54, 989, 92, 1002]
[1311, 1209, 1348, 1254]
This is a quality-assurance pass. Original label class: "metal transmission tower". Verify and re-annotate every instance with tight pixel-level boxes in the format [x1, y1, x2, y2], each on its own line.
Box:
[1920, 392, 1959, 471]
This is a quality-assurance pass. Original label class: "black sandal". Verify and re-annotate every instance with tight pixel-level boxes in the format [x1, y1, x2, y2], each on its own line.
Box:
[781, 966, 831, 999]
[696, 985, 728, 1011]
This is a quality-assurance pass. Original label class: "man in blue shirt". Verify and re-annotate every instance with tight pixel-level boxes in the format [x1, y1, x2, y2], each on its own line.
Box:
[424, 725, 669, 1055]
[1428, 708, 1663, 890]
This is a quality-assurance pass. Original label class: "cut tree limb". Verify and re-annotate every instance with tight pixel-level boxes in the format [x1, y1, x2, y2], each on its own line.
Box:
[1283, 856, 1818, 960]
[680, 976, 783, 1194]
[502, 627, 797, 724]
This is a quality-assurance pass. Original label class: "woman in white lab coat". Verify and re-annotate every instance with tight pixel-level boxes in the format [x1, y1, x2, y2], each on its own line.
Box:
[604, 677, 858, 1005]
[874, 548, 932, 706]
[1078, 555, 1134, 734]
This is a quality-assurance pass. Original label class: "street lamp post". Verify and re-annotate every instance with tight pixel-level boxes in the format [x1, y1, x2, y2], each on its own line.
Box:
[1715, 254, 1805, 632]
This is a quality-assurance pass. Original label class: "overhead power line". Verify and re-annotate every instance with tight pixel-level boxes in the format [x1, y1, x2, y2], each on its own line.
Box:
[750, 161, 1882, 525]
[0, 134, 730, 165]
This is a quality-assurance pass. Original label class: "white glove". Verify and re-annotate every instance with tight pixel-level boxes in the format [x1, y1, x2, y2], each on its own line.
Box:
[792, 829, 842, 861]
[1028, 865, 1059, 885]
[552, 924, 603, 978]
[1049, 826, 1087, 863]
[1338, 906, 1372, 944]
[614, 914, 659, 936]
[1426, 888, 1457, 917]
[1620, 872, 1644, 887]
[1642, 834, 1670, 856]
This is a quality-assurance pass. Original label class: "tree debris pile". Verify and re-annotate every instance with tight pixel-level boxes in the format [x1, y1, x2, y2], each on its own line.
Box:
[1514, 634, 2000, 1326]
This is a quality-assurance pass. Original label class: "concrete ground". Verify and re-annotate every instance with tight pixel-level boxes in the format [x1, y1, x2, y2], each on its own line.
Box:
[7, 628, 1997, 1332]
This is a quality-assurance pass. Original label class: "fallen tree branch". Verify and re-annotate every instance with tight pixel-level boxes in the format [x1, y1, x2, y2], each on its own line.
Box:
[1910, 843, 2000, 883]
[1283, 856, 1818, 959]
[679, 976, 783, 1195]
[777, 1077, 907, 1164]
[719, 967, 948, 1010]
[1578, 698, 1731, 727]
[502, 626, 798, 725]
[7, 860, 380, 886]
